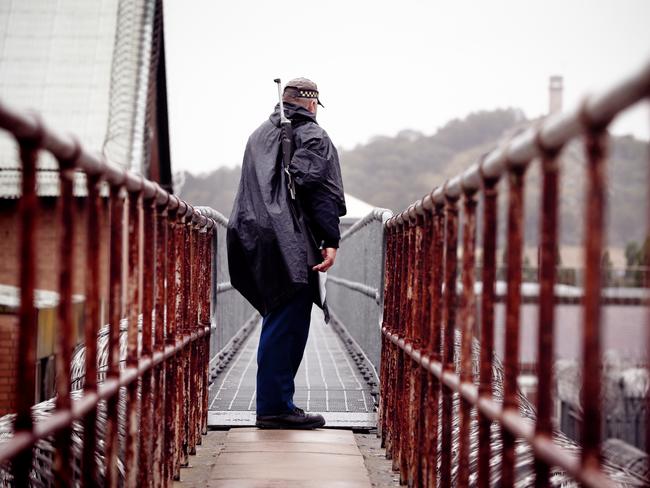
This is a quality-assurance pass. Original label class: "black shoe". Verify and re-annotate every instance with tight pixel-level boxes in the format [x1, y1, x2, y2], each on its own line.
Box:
[256, 407, 326, 430]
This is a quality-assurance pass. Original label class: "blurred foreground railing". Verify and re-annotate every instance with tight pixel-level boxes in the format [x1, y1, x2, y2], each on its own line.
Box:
[0, 99, 217, 486]
[327, 209, 392, 372]
[380, 60, 650, 487]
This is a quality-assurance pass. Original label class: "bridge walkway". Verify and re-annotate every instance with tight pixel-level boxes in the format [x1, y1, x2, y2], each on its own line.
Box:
[208, 309, 377, 429]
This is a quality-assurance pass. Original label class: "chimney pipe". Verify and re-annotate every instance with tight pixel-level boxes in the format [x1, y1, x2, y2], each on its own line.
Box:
[549, 75, 563, 114]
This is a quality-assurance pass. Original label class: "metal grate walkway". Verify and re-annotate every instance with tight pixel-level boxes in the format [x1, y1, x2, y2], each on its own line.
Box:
[208, 309, 376, 428]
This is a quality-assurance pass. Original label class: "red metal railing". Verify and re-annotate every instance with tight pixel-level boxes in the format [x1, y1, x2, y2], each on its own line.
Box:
[379, 60, 650, 487]
[0, 99, 216, 486]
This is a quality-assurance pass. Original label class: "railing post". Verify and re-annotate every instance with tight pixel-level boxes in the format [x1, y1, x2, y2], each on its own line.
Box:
[500, 164, 526, 488]
[397, 208, 415, 483]
[176, 207, 186, 475]
[416, 199, 433, 487]
[196, 225, 207, 440]
[153, 203, 168, 487]
[440, 189, 459, 488]
[165, 207, 179, 481]
[389, 220, 400, 456]
[125, 188, 143, 486]
[425, 197, 445, 488]
[457, 184, 478, 488]
[390, 214, 406, 473]
[401, 210, 412, 481]
[180, 211, 191, 466]
[12, 132, 41, 486]
[379, 221, 393, 447]
[533, 143, 560, 488]
[385, 218, 395, 459]
[188, 222, 199, 454]
[81, 173, 103, 488]
[176, 213, 185, 471]
[195, 222, 204, 443]
[581, 125, 608, 474]
[407, 204, 425, 487]
[105, 183, 125, 488]
[52, 140, 80, 488]
[200, 225, 214, 434]
[138, 195, 156, 487]
[477, 177, 498, 488]
[380, 221, 397, 455]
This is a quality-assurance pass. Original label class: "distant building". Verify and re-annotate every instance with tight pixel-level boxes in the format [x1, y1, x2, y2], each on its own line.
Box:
[0, 0, 172, 415]
[340, 193, 377, 233]
[549, 75, 563, 114]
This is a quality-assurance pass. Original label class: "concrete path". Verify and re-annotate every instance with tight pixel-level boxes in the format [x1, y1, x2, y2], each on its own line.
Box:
[175, 428, 372, 488]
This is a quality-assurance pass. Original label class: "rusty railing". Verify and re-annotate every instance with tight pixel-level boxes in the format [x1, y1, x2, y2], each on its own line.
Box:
[379, 60, 650, 487]
[0, 99, 216, 486]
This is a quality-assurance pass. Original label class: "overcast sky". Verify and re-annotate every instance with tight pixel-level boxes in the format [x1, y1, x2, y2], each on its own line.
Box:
[164, 0, 650, 174]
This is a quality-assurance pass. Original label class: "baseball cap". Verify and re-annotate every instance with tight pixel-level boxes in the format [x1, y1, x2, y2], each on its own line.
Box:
[284, 77, 325, 107]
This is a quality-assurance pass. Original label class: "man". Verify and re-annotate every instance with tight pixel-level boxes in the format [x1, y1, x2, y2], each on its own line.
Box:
[227, 78, 346, 429]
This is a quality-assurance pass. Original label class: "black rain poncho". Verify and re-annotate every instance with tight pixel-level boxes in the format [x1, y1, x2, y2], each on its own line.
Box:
[226, 103, 346, 317]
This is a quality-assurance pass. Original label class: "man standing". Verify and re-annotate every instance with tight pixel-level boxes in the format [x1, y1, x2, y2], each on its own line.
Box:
[227, 78, 346, 429]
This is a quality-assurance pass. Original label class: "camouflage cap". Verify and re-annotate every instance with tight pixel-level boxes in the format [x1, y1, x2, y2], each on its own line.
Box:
[284, 77, 325, 107]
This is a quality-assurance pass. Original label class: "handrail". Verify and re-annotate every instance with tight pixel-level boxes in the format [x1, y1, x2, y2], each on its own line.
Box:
[379, 58, 650, 487]
[340, 207, 392, 242]
[0, 98, 216, 227]
[0, 98, 217, 485]
[196, 206, 229, 227]
[434, 58, 650, 197]
[327, 275, 380, 302]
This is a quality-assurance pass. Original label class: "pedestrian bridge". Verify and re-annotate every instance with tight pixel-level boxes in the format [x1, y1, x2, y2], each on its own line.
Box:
[207, 310, 377, 429]
[0, 56, 649, 488]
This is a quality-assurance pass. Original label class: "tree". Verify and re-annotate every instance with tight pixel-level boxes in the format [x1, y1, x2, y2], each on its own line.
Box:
[601, 250, 613, 287]
[639, 235, 650, 266]
[522, 255, 536, 282]
[639, 235, 650, 288]
[624, 241, 640, 286]
[625, 241, 639, 267]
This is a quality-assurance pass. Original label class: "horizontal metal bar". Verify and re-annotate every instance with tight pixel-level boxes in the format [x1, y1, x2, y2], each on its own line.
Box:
[382, 327, 616, 488]
[341, 208, 393, 241]
[0, 325, 209, 465]
[0, 97, 215, 228]
[391, 57, 650, 200]
[195, 206, 228, 227]
[586, 59, 650, 128]
[327, 274, 380, 302]
[461, 163, 482, 193]
[444, 175, 463, 199]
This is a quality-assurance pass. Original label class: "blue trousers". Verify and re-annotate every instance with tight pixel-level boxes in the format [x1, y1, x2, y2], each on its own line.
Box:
[256, 286, 313, 415]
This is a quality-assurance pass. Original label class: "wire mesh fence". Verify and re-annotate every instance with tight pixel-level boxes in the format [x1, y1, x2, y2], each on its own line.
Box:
[326, 208, 392, 372]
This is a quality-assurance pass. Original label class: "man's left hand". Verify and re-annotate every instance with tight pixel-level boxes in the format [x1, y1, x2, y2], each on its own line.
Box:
[312, 247, 337, 272]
